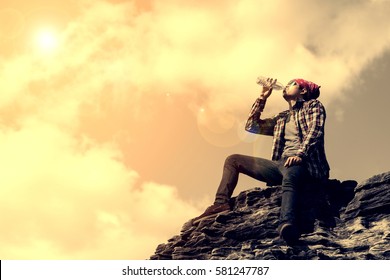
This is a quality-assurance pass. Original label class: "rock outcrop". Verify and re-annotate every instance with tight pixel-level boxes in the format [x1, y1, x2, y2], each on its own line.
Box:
[150, 171, 390, 260]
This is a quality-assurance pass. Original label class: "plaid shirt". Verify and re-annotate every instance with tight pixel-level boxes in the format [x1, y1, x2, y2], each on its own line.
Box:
[245, 98, 330, 179]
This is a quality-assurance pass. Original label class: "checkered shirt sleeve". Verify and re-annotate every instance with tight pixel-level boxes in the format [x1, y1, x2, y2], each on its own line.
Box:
[245, 98, 276, 136]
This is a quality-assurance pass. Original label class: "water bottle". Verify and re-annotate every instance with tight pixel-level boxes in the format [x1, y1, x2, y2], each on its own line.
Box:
[256, 76, 284, 91]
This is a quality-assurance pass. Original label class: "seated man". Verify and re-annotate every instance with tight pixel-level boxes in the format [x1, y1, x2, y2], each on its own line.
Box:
[193, 78, 330, 244]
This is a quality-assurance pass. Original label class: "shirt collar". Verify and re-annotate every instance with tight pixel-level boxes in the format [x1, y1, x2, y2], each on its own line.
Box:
[292, 99, 304, 110]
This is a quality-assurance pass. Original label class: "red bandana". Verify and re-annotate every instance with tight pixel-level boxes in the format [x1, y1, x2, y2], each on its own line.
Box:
[294, 79, 321, 99]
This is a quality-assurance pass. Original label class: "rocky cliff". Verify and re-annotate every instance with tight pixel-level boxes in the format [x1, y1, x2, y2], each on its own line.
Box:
[150, 171, 390, 260]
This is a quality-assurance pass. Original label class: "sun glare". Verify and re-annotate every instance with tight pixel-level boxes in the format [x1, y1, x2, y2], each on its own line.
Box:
[35, 29, 59, 53]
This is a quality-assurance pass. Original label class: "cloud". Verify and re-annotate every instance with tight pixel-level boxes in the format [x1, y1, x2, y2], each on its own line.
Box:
[3, 0, 390, 122]
[1, 0, 390, 259]
[0, 120, 199, 259]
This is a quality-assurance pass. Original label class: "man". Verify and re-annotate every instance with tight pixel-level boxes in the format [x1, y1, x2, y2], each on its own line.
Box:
[192, 78, 330, 244]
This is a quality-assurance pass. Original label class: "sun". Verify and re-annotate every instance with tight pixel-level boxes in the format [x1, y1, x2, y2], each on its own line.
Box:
[35, 28, 59, 53]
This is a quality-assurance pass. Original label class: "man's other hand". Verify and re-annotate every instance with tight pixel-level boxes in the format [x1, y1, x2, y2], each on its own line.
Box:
[284, 156, 303, 167]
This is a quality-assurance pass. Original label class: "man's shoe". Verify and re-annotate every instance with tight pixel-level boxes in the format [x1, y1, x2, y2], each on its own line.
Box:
[279, 223, 299, 245]
[192, 203, 230, 224]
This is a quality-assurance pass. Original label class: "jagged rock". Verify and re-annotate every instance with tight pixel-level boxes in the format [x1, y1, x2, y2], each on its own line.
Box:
[150, 172, 390, 260]
[343, 172, 390, 221]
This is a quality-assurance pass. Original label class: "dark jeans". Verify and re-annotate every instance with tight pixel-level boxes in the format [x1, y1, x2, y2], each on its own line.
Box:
[215, 154, 307, 225]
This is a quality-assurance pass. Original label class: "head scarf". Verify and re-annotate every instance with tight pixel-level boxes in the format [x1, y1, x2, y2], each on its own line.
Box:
[294, 78, 321, 100]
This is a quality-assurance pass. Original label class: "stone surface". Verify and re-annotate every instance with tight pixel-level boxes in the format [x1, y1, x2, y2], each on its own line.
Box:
[150, 172, 390, 260]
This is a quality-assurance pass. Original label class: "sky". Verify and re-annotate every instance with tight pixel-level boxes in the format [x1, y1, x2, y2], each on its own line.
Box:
[0, 0, 389, 259]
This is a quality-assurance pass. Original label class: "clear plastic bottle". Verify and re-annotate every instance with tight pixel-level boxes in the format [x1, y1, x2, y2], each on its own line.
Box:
[256, 76, 284, 90]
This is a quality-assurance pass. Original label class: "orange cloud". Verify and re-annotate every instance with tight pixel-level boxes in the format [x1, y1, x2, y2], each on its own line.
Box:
[0, 120, 200, 259]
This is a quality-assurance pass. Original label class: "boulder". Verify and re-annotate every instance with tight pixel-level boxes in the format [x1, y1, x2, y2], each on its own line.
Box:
[150, 171, 390, 260]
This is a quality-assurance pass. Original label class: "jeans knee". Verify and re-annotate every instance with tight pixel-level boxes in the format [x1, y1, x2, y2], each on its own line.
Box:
[225, 154, 241, 166]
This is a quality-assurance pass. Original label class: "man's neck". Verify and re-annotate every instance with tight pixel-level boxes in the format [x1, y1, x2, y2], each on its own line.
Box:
[287, 98, 303, 110]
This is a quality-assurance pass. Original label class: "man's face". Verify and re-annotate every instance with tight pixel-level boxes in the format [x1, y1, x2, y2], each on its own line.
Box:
[283, 80, 302, 99]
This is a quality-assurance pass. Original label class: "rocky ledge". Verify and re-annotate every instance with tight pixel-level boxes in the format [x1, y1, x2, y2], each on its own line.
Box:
[151, 171, 390, 260]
